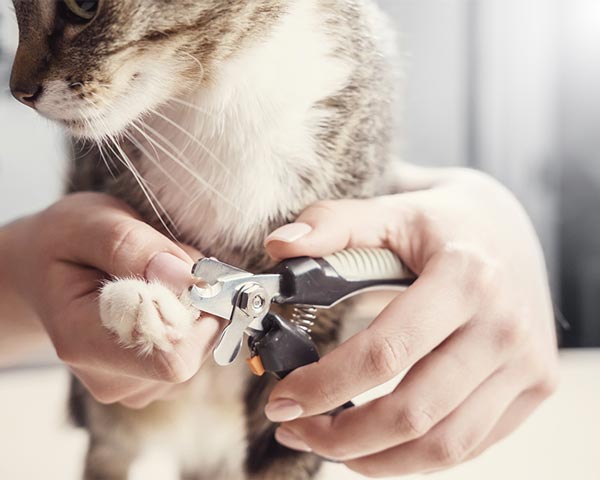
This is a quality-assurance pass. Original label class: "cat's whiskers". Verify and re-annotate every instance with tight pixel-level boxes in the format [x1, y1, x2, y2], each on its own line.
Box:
[130, 120, 239, 211]
[135, 119, 194, 169]
[135, 120, 161, 162]
[77, 98, 119, 176]
[81, 100, 178, 237]
[147, 106, 231, 176]
[165, 96, 215, 117]
[165, 96, 230, 155]
[104, 134, 179, 238]
[179, 51, 206, 80]
[79, 92, 237, 216]
[84, 88, 226, 183]
[96, 139, 118, 180]
[74, 139, 94, 160]
[125, 125, 190, 197]
[162, 96, 228, 154]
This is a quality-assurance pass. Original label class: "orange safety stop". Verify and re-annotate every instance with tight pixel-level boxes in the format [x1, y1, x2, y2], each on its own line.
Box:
[246, 355, 266, 376]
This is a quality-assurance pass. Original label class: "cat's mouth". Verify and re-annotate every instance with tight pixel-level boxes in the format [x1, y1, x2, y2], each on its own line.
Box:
[53, 102, 137, 140]
[35, 70, 177, 140]
[58, 116, 108, 139]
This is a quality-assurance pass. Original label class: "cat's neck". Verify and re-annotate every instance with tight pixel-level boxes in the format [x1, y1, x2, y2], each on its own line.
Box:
[130, 0, 350, 258]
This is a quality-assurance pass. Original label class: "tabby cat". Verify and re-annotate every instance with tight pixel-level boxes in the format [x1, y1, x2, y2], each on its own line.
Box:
[10, 0, 396, 478]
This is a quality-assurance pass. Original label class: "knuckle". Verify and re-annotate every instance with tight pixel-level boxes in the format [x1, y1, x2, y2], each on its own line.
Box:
[320, 442, 349, 462]
[90, 389, 121, 405]
[347, 461, 388, 479]
[412, 209, 437, 238]
[314, 379, 341, 411]
[535, 371, 560, 398]
[394, 404, 436, 439]
[492, 314, 530, 351]
[54, 335, 76, 365]
[365, 335, 408, 381]
[106, 220, 145, 273]
[308, 200, 340, 219]
[120, 397, 152, 410]
[430, 434, 471, 467]
[153, 352, 194, 384]
[442, 243, 501, 299]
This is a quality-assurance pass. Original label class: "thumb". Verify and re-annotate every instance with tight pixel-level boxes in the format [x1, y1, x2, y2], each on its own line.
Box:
[51, 194, 198, 292]
[265, 197, 402, 260]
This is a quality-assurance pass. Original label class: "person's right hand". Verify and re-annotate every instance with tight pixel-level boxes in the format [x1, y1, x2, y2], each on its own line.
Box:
[6, 193, 221, 408]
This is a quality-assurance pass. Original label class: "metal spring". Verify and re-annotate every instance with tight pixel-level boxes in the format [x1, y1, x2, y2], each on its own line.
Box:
[291, 305, 317, 335]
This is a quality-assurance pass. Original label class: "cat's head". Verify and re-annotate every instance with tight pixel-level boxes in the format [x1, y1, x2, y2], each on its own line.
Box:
[10, 0, 283, 140]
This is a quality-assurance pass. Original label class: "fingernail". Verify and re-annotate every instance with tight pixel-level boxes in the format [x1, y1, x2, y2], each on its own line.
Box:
[265, 398, 303, 422]
[146, 252, 193, 293]
[275, 427, 312, 453]
[265, 223, 312, 245]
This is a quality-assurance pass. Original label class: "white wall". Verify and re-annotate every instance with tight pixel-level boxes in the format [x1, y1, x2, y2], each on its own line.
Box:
[470, 0, 561, 287]
[380, 0, 470, 168]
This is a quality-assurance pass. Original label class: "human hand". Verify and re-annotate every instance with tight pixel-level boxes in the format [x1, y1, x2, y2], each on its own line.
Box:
[6, 193, 220, 408]
[263, 168, 559, 476]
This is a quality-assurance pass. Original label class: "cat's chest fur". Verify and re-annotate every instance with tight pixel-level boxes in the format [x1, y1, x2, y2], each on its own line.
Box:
[128, 1, 352, 263]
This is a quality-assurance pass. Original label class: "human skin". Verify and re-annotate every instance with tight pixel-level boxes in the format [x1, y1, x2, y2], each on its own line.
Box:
[0, 193, 222, 408]
[263, 166, 559, 476]
[0, 166, 559, 474]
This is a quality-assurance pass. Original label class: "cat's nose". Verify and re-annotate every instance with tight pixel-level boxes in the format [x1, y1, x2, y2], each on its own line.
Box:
[11, 83, 43, 109]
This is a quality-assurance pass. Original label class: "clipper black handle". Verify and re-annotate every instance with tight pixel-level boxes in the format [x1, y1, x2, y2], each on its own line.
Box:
[249, 313, 320, 380]
[249, 314, 355, 412]
[271, 248, 415, 308]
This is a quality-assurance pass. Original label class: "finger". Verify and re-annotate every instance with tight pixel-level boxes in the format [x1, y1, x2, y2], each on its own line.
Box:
[71, 367, 150, 404]
[52, 288, 223, 382]
[46, 193, 192, 280]
[274, 319, 518, 460]
[346, 366, 531, 477]
[119, 373, 204, 409]
[73, 366, 195, 409]
[467, 382, 556, 460]
[146, 252, 197, 294]
[179, 244, 203, 262]
[266, 251, 480, 421]
[264, 197, 411, 260]
[119, 383, 176, 409]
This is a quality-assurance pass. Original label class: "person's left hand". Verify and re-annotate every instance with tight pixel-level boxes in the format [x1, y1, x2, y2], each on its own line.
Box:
[261, 168, 559, 477]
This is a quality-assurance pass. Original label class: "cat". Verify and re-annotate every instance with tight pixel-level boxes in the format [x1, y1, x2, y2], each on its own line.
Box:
[10, 0, 396, 478]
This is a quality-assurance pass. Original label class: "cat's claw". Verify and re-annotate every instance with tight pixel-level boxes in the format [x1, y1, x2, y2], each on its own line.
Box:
[100, 279, 199, 356]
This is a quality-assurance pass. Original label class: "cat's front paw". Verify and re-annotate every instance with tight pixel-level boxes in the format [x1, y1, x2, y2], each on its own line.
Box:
[99, 279, 199, 355]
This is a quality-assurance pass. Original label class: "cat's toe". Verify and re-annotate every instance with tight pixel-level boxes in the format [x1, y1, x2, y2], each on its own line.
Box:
[100, 279, 198, 355]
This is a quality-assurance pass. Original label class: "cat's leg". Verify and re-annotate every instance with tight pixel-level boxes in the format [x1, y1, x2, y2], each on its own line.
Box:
[180, 467, 236, 480]
[83, 433, 139, 480]
[69, 374, 140, 480]
[243, 306, 346, 480]
[245, 375, 323, 480]
[76, 386, 145, 480]
[99, 278, 198, 355]
[79, 279, 199, 479]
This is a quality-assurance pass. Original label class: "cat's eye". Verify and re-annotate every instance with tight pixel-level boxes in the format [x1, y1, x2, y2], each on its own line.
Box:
[61, 0, 99, 21]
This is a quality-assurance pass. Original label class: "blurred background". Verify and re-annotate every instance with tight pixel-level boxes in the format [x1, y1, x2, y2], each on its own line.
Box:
[1, 0, 599, 350]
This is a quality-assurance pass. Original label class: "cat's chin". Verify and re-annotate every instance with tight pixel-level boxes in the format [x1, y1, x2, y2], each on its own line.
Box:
[59, 115, 133, 142]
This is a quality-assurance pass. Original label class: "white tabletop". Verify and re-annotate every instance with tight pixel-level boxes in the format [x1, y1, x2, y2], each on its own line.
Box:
[0, 350, 598, 480]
